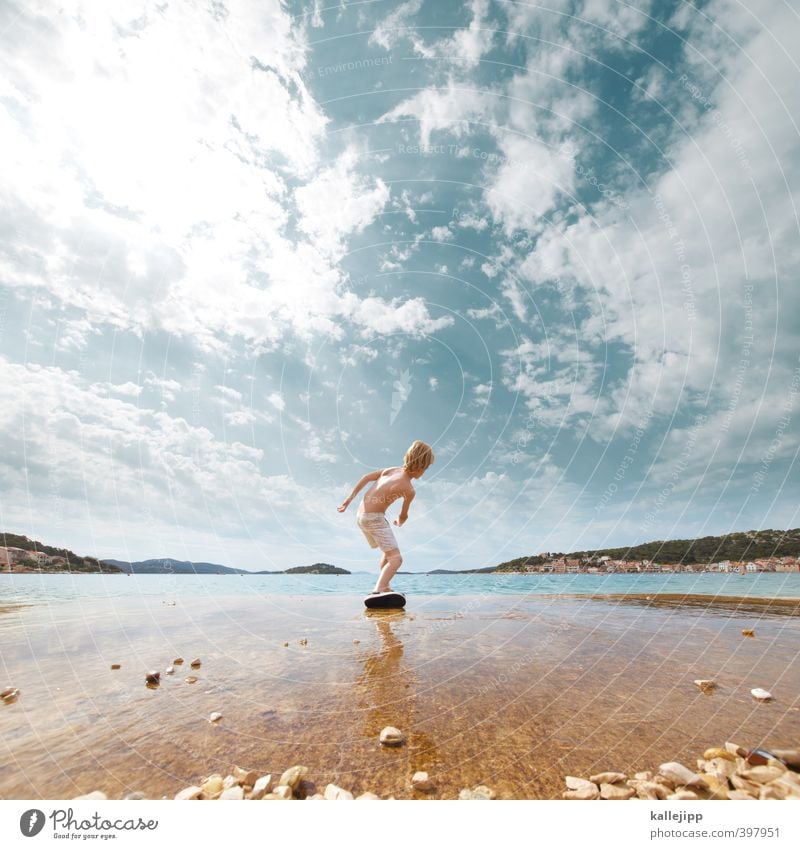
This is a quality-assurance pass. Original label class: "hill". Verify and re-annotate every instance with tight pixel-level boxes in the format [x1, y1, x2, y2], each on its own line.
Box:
[496, 527, 800, 570]
[1, 533, 121, 573]
[102, 558, 252, 575]
[103, 558, 349, 575]
[283, 563, 349, 575]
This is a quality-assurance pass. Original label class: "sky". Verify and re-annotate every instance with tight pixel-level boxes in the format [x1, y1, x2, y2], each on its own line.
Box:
[0, 0, 798, 573]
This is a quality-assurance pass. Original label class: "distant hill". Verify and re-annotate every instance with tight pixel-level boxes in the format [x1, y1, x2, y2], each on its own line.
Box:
[496, 527, 800, 570]
[102, 558, 349, 575]
[428, 566, 497, 574]
[284, 563, 349, 575]
[1, 533, 122, 573]
[102, 558, 252, 575]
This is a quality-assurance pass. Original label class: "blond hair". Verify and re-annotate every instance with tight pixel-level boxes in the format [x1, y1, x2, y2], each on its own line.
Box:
[403, 440, 434, 473]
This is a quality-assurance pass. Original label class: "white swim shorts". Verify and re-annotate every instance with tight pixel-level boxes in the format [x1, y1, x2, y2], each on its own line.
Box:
[357, 509, 399, 553]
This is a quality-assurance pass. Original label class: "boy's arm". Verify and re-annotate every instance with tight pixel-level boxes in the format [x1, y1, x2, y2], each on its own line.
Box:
[393, 489, 415, 526]
[337, 469, 382, 512]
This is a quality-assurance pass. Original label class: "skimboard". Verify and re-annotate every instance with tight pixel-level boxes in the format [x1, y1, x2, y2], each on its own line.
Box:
[364, 591, 406, 609]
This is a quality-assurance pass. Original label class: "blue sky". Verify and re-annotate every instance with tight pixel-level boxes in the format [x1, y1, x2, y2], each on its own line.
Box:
[1, 0, 798, 572]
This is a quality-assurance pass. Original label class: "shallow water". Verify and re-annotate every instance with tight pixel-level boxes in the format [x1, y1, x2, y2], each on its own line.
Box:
[1, 590, 799, 800]
[2, 571, 800, 606]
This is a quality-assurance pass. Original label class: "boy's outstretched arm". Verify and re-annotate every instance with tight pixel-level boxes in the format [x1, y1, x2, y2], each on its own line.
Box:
[337, 469, 382, 512]
[393, 490, 415, 526]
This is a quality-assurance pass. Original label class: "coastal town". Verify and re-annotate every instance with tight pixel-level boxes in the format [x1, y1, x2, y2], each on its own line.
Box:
[0, 542, 111, 573]
[498, 554, 800, 575]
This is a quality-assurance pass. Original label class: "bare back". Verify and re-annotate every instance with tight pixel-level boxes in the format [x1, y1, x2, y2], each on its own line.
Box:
[361, 467, 414, 514]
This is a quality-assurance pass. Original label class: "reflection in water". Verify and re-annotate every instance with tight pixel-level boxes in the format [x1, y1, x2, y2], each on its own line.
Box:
[356, 610, 440, 791]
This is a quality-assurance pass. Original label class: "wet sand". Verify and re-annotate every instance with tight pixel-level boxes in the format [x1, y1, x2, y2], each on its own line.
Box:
[1, 592, 799, 800]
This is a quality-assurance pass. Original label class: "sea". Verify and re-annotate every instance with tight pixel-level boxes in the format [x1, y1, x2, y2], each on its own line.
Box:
[2, 570, 800, 606]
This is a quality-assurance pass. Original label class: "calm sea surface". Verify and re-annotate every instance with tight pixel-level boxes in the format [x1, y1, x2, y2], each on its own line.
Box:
[2, 571, 800, 605]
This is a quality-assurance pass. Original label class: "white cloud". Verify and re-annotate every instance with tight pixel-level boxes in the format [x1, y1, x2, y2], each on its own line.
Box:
[267, 392, 286, 412]
[369, 0, 423, 49]
[295, 147, 390, 258]
[377, 79, 495, 148]
[108, 382, 142, 399]
[225, 410, 256, 427]
[144, 374, 182, 403]
[430, 225, 453, 242]
[486, 136, 576, 233]
[215, 385, 243, 405]
[347, 296, 454, 337]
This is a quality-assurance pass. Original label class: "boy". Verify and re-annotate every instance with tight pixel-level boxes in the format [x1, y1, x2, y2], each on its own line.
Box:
[337, 440, 434, 595]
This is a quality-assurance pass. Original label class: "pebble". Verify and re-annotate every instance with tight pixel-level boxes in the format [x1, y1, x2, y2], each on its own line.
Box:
[769, 777, 800, 799]
[634, 771, 653, 781]
[222, 775, 238, 789]
[209, 712, 223, 723]
[232, 766, 257, 786]
[600, 783, 635, 800]
[723, 771, 769, 798]
[772, 749, 800, 768]
[299, 638, 308, 646]
[631, 781, 668, 800]
[759, 785, 785, 800]
[458, 785, 496, 800]
[307, 793, 325, 800]
[173, 658, 184, 665]
[279, 765, 308, 790]
[165, 666, 175, 675]
[563, 785, 599, 800]
[73, 791, 107, 800]
[693, 679, 716, 691]
[658, 762, 705, 788]
[251, 775, 273, 800]
[184, 676, 198, 684]
[145, 671, 160, 685]
[667, 790, 699, 800]
[190, 659, 202, 668]
[706, 757, 736, 778]
[353, 639, 360, 644]
[700, 773, 731, 796]
[356, 792, 380, 800]
[727, 789, 757, 800]
[379, 726, 404, 746]
[324, 784, 354, 800]
[2, 687, 20, 704]
[741, 628, 755, 637]
[703, 747, 735, 762]
[110, 664, 121, 670]
[411, 771, 434, 791]
[565, 776, 597, 792]
[123, 792, 146, 800]
[742, 766, 785, 784]
[590, 771, 627, 785]
[175, 786, 202, 800]
[283, 642, 289, 647]
[201, 775, 224, 799]
[268, 786, 293, 800]
[220, 786, 244, 800]
[750, 687, 773, 701]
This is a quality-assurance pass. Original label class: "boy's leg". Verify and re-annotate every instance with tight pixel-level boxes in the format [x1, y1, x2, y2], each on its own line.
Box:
[373, 547, 402, 593]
